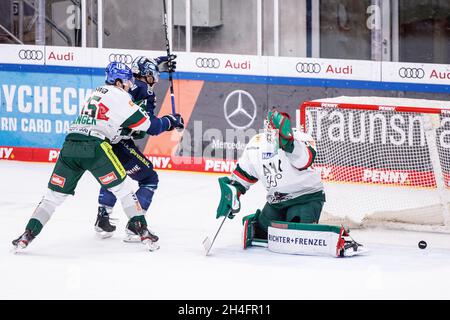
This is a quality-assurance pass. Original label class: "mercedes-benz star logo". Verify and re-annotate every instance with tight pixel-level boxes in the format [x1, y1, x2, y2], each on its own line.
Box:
[223, 90, 257, 130]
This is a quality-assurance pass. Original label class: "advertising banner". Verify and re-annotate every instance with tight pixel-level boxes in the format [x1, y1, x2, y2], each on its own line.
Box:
[1, 44, 450, 175]
[382, 61, 450, 85]
[300, 101, 450, 188]
[0, 70, 99, 149]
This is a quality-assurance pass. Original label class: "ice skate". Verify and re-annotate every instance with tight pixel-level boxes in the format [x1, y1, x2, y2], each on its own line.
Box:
[94, 206, 116, 239]
[12, 230, 35, 252]
[338, 237, 368, 257]
[124, 220, 159, 251]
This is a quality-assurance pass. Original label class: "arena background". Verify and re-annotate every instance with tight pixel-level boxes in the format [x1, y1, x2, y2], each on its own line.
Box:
[0, 44, 449, 173]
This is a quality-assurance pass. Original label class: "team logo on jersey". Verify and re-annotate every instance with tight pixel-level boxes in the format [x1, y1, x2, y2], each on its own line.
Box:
[262, 152, 274, 159]
[97, 103, 110, 121]
[263, 160, 283, 188]
[268, 191, 291, 203]
[99, 172, 118, 185]
[50, 173, 66, 188]
[223, 90, 257, 129]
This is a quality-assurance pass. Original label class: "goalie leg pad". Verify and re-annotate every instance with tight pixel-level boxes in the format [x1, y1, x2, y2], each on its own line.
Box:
[267, 222, 367, 257]
[242, 210, 268, 249]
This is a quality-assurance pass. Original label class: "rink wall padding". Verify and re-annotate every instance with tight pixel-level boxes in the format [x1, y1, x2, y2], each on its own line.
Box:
[143, 79, 204, 156]
[0, 44, 449, 174]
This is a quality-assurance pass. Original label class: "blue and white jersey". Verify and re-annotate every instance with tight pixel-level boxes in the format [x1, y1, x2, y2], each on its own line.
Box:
[127, 79, 170, 136]
[129, 79, 157, 116]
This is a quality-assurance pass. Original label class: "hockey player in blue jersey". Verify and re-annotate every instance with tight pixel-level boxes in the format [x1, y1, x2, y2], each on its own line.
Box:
[94, 55, 184, 243]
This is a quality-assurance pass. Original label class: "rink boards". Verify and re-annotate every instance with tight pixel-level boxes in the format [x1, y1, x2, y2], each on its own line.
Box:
[0, 43, 449, 177]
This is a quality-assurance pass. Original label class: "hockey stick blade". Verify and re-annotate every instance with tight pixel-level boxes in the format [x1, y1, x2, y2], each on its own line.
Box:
[203, 212, 230, 256]
[202, 236, 212, 255]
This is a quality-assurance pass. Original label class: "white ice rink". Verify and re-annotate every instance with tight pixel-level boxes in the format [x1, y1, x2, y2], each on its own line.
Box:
[1, 160, 450, 300]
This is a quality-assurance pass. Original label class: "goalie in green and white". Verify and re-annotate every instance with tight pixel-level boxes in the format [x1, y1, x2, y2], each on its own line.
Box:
[216, 109, 366, 257]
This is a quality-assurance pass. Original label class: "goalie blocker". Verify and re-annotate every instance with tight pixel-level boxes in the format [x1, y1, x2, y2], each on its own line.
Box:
[243, 216, 367, 257]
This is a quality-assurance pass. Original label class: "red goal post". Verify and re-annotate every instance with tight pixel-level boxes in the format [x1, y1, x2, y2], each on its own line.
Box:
[299, 96, 450, 232]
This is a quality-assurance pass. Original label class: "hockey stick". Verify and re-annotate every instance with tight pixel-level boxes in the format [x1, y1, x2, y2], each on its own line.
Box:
[203, 211, 231, 256]
[162, 0, 176, 115]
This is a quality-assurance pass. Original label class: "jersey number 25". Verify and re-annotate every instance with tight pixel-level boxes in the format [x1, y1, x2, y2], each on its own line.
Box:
[82, 95, 110, 121]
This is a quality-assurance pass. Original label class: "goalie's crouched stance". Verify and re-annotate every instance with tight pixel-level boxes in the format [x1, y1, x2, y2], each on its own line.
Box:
[217, 179, 363, 257]
[216, 109, 365, 257]
[243, 213, 364, 257]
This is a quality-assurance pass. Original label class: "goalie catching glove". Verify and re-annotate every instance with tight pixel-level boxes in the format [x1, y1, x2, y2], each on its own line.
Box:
[216, 177, 246, 219]
[267, 109, 294, 153]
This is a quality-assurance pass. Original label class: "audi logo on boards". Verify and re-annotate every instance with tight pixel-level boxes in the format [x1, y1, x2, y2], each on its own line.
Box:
[109, 53, 133, 64]
[296, 62, 321, 74]
[196, 57, 220, 68]
[18, 49, 44, 61]
[398, 67, 425, 79]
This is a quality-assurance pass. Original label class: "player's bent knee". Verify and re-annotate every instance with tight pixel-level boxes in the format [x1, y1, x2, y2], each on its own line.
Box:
[98, 187, 118, 207]
[32, 189, 70, 225]
[108, 182, 145, 219]
[108, 181, 134, 199]
[136, 184, 156, 211]
[141, 170, 159, 188]
[44, 188, 70, 206]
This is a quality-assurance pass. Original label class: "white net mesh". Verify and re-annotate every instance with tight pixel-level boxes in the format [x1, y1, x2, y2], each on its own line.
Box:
[301, 97, 450, 232]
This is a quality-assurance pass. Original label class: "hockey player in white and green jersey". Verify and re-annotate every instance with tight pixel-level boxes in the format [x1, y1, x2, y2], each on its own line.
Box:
[12, 62, 164, 252]
[216, 109, 365, 257]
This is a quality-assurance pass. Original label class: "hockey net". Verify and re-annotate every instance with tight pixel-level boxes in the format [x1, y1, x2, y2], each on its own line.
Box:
[299, 96, 450, 232]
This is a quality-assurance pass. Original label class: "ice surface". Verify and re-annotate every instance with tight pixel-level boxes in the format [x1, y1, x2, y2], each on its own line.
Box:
[1, 161, 450, 300]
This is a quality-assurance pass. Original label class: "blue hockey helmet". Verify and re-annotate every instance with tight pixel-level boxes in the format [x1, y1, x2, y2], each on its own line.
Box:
[131, 56, 160, 83]
[105, 61, 134, 85]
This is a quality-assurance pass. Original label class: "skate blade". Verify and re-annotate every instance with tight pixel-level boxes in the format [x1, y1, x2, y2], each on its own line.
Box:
[95, 231, 114, 239]
[10, 242, 27, 254]
[142, 239, 160, 251]
[343, 246, 369, 257]
[95, 226, 115, 238]
[123, 235, 141, 243]
[10, 246, 20, 254]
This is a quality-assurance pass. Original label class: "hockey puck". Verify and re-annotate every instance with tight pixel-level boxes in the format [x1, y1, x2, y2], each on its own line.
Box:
[418, 240, 427, 249]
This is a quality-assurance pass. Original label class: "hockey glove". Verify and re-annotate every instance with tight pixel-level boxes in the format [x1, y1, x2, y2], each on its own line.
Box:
[155, 54, 177, 73]
[162, 113, 184, 131]
[216, 177, 245, 219]
[131, 130, 146, 140]
[119, 128, 146, 140]
[267, 109, 294, 153]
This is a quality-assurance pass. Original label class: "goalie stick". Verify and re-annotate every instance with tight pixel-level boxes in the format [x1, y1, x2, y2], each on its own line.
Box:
[203, 210, 231, 256]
